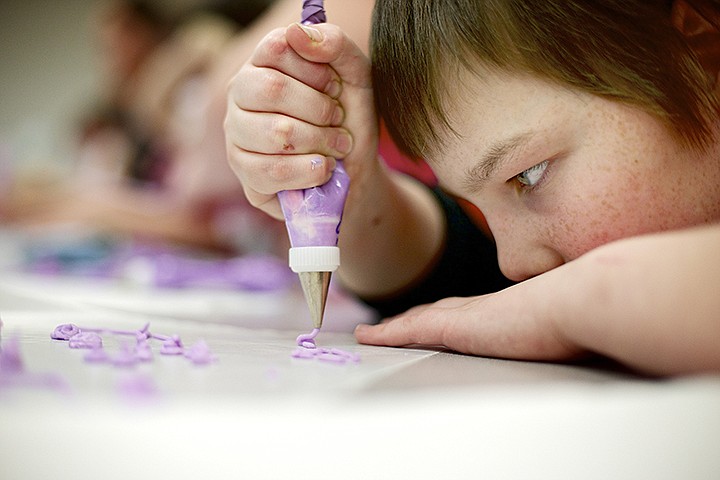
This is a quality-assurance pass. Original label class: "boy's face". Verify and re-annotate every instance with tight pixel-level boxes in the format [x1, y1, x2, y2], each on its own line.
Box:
[431, 67, 720, 281]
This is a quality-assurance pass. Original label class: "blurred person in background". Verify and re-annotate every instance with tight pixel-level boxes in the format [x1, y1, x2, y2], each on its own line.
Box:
[1, 0, 281, 254]
[1, 0, 429, 259]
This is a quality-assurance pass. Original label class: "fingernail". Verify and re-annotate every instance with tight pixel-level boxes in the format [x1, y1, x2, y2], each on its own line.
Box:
[331, 104, 344, 125]
[325, 156, 337, 171]
[325, 79, 342, 99]
[335, 131, 353, 156]
[354, 324, 369, 334]
[311, 156, 335, 172]
[297, 23, 323, 42]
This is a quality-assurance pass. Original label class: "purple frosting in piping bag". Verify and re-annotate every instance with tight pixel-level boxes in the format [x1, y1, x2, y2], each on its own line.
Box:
[281, 0, 348, 337]
[279, 0, 349, 276]
[278, 164, 350, 249]
[301, 0, 327, 24]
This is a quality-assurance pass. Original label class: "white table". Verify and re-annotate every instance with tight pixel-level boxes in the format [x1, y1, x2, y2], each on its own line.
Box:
[1, 262, 719, 480]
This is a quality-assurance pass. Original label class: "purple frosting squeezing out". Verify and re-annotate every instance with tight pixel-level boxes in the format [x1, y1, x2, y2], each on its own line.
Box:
[291, 328, 360, 364]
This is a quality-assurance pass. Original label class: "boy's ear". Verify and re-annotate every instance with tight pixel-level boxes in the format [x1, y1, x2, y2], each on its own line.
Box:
[671, 0, 720, 89]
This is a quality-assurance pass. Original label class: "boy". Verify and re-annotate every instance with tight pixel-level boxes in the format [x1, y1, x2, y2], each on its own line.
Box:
[224, 0, 720, 375]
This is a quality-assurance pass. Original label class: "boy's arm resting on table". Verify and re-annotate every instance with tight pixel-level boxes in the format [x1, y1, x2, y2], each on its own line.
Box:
[558, 223, 720, 375]
[356, 224, 720, 376]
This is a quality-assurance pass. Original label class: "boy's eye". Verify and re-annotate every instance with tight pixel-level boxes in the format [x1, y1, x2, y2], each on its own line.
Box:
[516, 160, 549, 188]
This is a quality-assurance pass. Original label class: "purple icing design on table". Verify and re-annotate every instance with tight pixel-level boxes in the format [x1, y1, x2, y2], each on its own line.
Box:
[51, 322, 216, 367]
[291, 328, 360, 364]
[69, 332, 103, 349]
[160, 335, 184, 355]
[52, 323, 81, 340]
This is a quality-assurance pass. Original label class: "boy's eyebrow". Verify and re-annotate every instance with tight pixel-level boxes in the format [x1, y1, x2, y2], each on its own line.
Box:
[462, 131, 534, 194]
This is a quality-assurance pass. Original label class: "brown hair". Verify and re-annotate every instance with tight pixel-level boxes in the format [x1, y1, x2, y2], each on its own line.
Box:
[371, 0, 720, 160]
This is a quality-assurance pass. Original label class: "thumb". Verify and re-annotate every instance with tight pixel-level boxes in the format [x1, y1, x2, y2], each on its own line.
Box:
[285, 22, 372, 89]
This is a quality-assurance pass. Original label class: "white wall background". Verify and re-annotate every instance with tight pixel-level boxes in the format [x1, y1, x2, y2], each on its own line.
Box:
[0, 0, 202, 174]
[0, 0, 100, 173]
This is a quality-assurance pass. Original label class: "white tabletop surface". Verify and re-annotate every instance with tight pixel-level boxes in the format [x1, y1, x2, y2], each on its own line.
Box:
[1, 232, 719, 480]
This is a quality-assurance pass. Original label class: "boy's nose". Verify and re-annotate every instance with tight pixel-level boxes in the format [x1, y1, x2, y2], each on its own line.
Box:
[492, 225, 565, 282]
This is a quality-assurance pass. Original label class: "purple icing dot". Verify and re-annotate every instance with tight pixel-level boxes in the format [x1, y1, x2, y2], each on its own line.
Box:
[69, 332, 103, 349]
[184, 340, 216, 365]
[84, 347, 109, 363]
[160, 335, 184, 355]
[51, 323, 81, 340]
[112, 343, 139, 367]
[317, 352, 345, 363]
[0, 337, 24, 374]
[117, 374, 158, 402]
[135, 342, 153, 362]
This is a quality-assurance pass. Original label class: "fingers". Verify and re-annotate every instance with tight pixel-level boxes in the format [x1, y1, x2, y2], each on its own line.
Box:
[252, 27, 344, 96]
[354, 298, 475, 350]
[224, 23, 377, 220]
[354, 292, 584, 361]
[225, 106, 352, 159]
[284, 23, 372, 90]
[226, 146, 336, 196]
[233, 65, 344, 127]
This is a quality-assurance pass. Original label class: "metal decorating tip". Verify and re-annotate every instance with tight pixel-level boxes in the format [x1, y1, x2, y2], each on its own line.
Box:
[298, 271, 331, 329]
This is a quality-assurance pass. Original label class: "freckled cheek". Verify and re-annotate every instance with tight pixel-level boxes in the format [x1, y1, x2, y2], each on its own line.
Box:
[552, 220, 619, 260]
[548, 190, 651, 260]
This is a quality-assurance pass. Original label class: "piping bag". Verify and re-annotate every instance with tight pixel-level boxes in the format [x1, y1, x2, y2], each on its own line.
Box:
[277, 0, 350, 330]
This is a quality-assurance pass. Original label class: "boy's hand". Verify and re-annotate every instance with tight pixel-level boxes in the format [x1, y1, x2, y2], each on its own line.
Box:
[354, 277, 583, 363]
[355, 226, 720, 375]
[225, 22, 376, 220]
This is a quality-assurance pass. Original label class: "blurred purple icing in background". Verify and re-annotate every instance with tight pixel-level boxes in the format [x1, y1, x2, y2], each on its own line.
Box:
[1, 322, 68, 393]
[22, 238, 295, 292]
[0, 337, 24, 374]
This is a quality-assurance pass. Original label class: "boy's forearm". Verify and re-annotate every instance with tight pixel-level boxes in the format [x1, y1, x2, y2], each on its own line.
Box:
[557, 224, 720, 375]
[337, 165, 445, 299]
